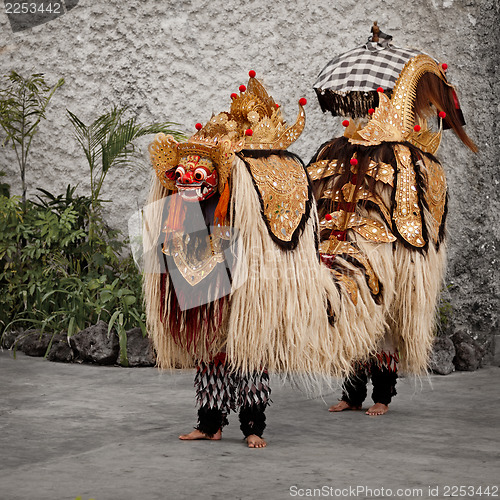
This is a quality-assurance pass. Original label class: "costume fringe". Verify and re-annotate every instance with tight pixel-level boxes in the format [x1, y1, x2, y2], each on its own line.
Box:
[239, 404, 267, 438]
[389, 208, 447, 374]
[227, 157, 382, 383]
[142, 175, 195, 369]
[196, 407, 228, 436]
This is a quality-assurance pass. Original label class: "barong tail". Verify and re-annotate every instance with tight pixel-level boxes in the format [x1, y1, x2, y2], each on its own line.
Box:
[143, 73, 384, 380]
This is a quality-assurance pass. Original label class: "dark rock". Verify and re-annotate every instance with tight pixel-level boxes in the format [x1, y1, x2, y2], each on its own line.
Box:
[1, 330, 22, 349]
[47, 333, 74, 363]
[451, 329, 485, 371]
[118, 327, 155, 367]
[429, 336, 456, 375]
[16, 330, 54, 357]
[454, 342, 480, 371]
[69, 321, 119, 365]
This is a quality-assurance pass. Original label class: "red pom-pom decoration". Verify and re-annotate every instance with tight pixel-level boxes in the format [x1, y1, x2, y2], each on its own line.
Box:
[377, 87, 384, 93]
[230, 93, 238, 100]
[414, 125, 421, 132]
[275, 103, 280, 108]
[239, 84, 246, 92]
[442, 63, 448, 70]
[350, 158, 358, 166]
[299, 97, 307, 106]
[325, 213, 332, 221]
[368, 108, 375, 115]
[195, 123, 203, 131]
[245, 129, 253, 136]
[248, 70, 256, 78]
[439, 111, 447, 119]
[342, 119, 350, 127]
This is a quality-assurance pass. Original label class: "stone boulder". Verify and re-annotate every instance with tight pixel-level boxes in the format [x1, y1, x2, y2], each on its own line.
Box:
[47, 333, 74, 363]
[69, 320, 119, 365]
[118, 327, 156, 367]
[1, 330, 22, 349]
[452, 329, 485, 371]
[16, 330, 53, 357]
[429, 336, 456, 375]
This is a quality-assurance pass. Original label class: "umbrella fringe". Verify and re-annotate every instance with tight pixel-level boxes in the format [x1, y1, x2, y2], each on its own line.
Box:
[315, 89, 393, 118]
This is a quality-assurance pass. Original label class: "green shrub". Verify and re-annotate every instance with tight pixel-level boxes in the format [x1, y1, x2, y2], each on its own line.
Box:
[0, 188, 146, 363]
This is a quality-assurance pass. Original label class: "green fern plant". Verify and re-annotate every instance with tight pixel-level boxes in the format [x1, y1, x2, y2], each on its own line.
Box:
[0, 71, 64, 204]
[67, 106, 184, 245]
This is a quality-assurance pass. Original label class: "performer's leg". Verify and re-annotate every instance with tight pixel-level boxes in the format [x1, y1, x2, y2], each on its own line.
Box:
[236, 369, 271, 448]
[179, 355, 233, 440]
[366, 362, 398, 416]
[329, 365, 368, 412]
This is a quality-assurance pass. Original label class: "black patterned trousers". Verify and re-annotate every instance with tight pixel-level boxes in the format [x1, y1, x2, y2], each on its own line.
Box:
[341, 360, 398, 407]
[194, 355, 271, 438]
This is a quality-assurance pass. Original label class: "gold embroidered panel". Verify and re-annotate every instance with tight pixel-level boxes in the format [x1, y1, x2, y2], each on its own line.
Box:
[307, 160, 339, 180]
[308, 159, 394, 187]
[421, 155, 447, 239]
[319, 239, 380, 296]
[320, 211, 396, 244]
[162, 233, 225, 286]
[245, 155, 309, 242]
[393, 144, 425, 247]
[365, 162, 394, 186]
[333, 271, 358, 305]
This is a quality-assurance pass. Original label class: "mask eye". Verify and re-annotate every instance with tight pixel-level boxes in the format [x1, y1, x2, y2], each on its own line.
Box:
[193, 168, 208, 182]
[175, 166, 185, 179]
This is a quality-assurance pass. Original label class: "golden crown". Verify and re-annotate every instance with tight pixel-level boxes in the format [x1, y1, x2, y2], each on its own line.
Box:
[149, 71, 307, 192]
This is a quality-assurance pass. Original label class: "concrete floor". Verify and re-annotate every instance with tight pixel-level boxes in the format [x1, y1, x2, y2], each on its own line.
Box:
[0, 351, 499, 500]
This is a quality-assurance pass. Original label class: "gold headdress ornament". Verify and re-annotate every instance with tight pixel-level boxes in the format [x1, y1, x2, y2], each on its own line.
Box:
[149, 70, 307, 192]
[349, 54, 452, 154]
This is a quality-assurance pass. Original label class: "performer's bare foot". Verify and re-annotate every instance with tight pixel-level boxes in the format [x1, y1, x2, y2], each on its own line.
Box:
[179, 428, 222, 440]
[328, 400, 362, 412]
[366, 403, 389, 416]
[246, 434, 267, 448]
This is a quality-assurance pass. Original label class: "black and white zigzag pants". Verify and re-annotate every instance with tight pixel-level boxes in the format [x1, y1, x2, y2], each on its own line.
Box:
[194, 357, 271, 437]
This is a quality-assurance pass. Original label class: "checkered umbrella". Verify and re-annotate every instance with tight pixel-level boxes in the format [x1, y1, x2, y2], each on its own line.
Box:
[314, 31, 422, 117]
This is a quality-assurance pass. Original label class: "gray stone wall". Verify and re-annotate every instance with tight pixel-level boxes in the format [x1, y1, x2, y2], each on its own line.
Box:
[1, 1, 498, 355]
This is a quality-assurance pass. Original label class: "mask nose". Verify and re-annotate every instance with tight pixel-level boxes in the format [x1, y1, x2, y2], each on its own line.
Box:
[180, 171, 195, 184]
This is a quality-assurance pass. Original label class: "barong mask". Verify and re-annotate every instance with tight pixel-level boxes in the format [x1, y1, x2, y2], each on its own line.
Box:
[173, 155, 218, 202]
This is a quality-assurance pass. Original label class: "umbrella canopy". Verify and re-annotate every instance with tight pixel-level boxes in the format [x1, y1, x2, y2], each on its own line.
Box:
[314, 25, 422, 117]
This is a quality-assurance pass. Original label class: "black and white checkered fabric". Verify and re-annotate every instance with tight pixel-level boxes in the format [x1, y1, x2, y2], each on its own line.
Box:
[314, 42, 422, 93]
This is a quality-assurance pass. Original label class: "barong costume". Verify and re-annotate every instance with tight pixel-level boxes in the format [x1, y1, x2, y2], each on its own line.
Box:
[143, 72, 384, 433]
[309, 29, 476, 405]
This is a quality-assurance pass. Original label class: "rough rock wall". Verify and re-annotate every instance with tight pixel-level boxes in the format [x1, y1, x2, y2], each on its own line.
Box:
[0, 0, 498, 355]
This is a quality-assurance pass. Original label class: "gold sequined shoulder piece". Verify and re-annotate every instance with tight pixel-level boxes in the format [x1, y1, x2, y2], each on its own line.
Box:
[245, 155, 309, 243]
[319, 212, 396, 244]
